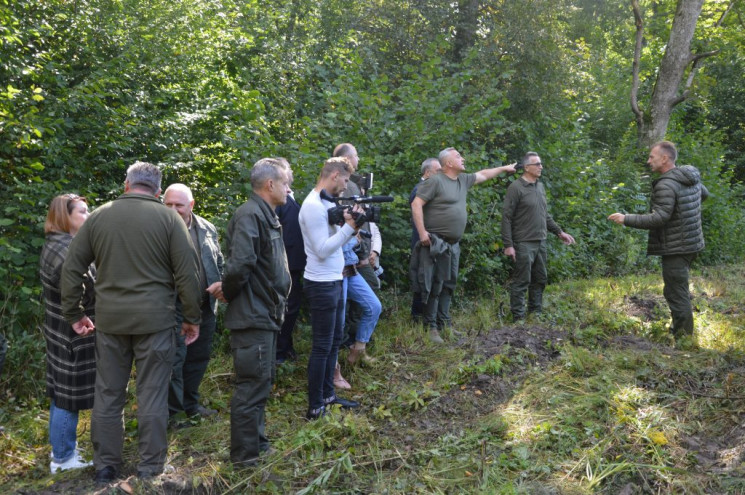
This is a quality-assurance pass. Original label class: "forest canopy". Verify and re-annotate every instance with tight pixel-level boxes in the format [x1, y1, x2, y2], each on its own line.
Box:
[1, 0, 744, 337]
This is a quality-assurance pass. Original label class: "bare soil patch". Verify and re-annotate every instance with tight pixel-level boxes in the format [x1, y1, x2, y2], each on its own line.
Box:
[624, 294, 662, 321]
[410, 324, 566, 430]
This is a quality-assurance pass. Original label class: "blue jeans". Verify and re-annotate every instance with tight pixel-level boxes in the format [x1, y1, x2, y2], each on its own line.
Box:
[343, 275, 382, 343]
[50, 400, 79, 463]
[304, 279, 345, 411]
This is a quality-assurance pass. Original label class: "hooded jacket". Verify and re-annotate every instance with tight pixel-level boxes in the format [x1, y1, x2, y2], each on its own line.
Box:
[624, 165, 708, 256]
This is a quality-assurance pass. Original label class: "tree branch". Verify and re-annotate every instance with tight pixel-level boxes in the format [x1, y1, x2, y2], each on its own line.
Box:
[676, 1, 728, 107]
[681, 51, 719, 102]
[690, 49, 720, 64]
[716, 0, 737, 27]
[630, 0, 645, 130]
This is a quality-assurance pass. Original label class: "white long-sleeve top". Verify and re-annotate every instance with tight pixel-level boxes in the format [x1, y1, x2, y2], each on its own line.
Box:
[299, 189, 355, 282]
[369, 222, 382, 255]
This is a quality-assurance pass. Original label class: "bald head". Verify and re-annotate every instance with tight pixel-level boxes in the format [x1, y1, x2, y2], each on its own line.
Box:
[333, 143, 359, 171]
[163, 183, 195, 225]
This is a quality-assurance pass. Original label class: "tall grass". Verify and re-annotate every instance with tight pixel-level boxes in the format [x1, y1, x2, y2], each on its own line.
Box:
[2, 265, 744, 493]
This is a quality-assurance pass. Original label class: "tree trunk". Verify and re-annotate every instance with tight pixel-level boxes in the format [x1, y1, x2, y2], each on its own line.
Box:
[451, 0, 480, 63]
[630, 0, 708, 149]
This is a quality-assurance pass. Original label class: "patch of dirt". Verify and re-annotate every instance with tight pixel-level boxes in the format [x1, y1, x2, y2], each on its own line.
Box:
[25, 470, 212, 495]
[624, 295, 661, 321]
[608, 334, 671, 352]
[402, 324, 745, 489]
[409, 325, 567, 430]
[672, 367, 745, 478]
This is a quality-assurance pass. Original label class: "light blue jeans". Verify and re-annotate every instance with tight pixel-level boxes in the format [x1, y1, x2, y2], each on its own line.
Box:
[49, 400, 79, 463]
[343, 274, 382, 343]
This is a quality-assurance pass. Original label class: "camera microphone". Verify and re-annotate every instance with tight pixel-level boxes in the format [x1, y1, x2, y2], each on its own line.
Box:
[336, 195, 394, 204]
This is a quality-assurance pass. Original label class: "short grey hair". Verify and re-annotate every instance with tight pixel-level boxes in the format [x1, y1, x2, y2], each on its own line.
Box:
[250, 158, 286, 191]
[421, 157, 440, 175]
[126, 161, 162, 195]
[653, 141, 678, 163]
[438, 147, 456, 166]
[522, 151, 540, 166]
[273, 157, 294, 183]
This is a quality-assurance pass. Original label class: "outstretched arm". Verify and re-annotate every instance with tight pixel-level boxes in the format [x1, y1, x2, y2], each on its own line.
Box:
[474, 163, 517, 184]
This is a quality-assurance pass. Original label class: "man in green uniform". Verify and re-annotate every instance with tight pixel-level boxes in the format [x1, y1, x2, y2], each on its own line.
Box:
[411, 147, 515, 343]
[62, 162, 201, 483]
[501, 152, 576, 321]
[609, 141, 707, 338]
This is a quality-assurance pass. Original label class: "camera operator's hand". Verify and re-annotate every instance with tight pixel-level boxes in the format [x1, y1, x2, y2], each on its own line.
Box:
[504, 246, 516, 262]
[343, 207, 358, 230]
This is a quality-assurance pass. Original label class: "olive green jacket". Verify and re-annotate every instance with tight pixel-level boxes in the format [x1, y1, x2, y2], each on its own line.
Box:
[62, 192, 202, 334]
[501, 177, 563, 248]
[222, 195, 291, 332]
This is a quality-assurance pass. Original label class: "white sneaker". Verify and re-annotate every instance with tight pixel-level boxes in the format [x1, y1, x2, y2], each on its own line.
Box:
[50, 452, 93, 474]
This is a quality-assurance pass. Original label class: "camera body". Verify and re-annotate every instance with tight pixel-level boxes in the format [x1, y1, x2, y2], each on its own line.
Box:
[320, 190, 392, 228]
[350, 172, 373, 195]
[326, 204, 380, 228]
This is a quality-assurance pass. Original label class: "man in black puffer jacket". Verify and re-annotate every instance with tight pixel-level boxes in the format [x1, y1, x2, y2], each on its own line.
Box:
[609, 141, 708, 338]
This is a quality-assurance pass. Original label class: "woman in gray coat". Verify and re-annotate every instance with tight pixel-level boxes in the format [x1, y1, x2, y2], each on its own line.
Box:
[40, 194, 96, 473]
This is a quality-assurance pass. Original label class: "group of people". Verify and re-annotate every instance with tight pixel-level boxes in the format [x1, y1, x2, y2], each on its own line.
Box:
[409, 147, 574, 343]
[40, 139, 706, 483]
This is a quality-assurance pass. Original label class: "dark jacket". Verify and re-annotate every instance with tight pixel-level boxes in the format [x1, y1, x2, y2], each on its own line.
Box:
[276, 194, 306, 272]
[410, 234, 458, 304]
[625, 165, 708, 256]
[223, 195, 291, 331]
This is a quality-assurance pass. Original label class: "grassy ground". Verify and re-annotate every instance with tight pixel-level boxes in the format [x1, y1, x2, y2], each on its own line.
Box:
[2, 264, 745, 494]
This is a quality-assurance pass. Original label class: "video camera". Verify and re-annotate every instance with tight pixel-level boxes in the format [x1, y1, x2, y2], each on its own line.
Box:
[350, 172, 373, 195]
[320, 190, 394, 228]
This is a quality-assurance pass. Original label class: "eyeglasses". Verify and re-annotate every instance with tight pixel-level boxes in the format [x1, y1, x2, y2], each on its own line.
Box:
[525, 162, 543, 167]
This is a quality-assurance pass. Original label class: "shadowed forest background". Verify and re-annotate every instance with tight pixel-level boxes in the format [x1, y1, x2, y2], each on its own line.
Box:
[2, 0, 745, 493]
